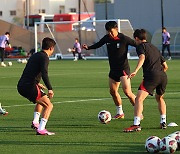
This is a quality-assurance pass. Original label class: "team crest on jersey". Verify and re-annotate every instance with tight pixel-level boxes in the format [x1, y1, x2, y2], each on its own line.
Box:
[117, 43, 120, 48]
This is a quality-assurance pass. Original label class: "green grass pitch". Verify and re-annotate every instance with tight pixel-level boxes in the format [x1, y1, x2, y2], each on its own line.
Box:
[0, 59, 179, 153]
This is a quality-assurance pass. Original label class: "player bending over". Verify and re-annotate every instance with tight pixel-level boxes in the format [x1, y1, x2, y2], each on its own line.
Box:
[17, 37, 56, 135]
[83, 21, 137, 119]
[124, 29, 168, 132]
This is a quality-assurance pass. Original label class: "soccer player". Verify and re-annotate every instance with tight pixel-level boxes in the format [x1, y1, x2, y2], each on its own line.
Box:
[0, 32, 11, 67]
[83, 21, 137, 119]
[17, 37, 56, 135]
[162, 27, 171, 60]
[0, 103, 8, 116]
[124, 29, 168, 132]
[70, 38, 86, 61]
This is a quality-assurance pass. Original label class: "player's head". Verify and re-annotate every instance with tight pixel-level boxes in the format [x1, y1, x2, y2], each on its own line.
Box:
[75, 38, 79, 42]
[162, 27, 167, 33]
[42, 37, 56, 50]
[5, 32, 10, 37]
[105, 21, 118, 32]
[133, 29, 147, 41]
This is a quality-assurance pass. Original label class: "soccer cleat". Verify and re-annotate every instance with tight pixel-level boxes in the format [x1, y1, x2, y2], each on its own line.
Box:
[73, 57, 78, 61]
[36, 129, 55, 135]
[112, 113, 124, 119]
[0, 106, 8, 116]
[31, 122, 39, 130]
[160, 122, 167, 129]
[123, 125, 141, 132]
[168, 56, 172, 60]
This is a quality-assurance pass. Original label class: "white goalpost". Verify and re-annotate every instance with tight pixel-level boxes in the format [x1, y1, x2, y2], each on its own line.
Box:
[34, 19, 137, 60]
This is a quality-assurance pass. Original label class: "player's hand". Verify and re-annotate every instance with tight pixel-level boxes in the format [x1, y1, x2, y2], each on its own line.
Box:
[128, 71, 137, 79]
[9, 44, 12, 48]
[48, 90, 54, 99]
[82, 44, 88, 50]
[38, 83, 47, 90]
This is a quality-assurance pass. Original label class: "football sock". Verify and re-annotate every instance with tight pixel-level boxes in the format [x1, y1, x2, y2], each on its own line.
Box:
[38, 118, 48, 130]
[33, 112, 40, 124]
[116, 105, 124, 115]
[134, 116, 141, 126]
[160, 114, 166, 123]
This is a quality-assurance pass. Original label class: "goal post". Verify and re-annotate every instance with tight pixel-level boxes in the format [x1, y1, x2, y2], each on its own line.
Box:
[34, 19, 136, 60]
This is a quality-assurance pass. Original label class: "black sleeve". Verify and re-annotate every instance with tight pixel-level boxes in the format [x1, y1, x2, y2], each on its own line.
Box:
[136, 44, 145, 56]
[124, 35, 137, 47]
[160, 55, 166, 64]
[40, 56, 52, 90]
[88, 36, 106, 49]
[6, 40, 10, 45]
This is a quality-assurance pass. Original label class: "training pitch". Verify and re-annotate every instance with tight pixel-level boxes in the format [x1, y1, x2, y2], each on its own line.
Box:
[0, 59, 179, 153]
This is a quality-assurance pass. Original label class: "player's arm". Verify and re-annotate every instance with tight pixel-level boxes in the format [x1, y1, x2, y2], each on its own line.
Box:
[162, 61, 168, 72]
[160, 55, 168, 72]
[40, 57, 54, 98]
[83, 36, 106, 50]
[125, 35, 137, 47]
[129, 54, 145, 79]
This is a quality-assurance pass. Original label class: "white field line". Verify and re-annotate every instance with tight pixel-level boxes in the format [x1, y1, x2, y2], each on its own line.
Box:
[3, 91, 180, 108]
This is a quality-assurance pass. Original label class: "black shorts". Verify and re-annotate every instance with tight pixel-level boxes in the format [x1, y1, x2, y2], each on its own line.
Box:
[109, 69, 130, 82]
[139, 73, 167, 96]
[17, 84, 46, 103]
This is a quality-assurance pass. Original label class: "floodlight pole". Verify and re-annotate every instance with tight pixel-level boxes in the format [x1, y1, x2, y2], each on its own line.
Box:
[26, 0, 30, 30]
[78, 0, 81, 45]
[161, 0, 164, 49]
[105, 0, 108, 19]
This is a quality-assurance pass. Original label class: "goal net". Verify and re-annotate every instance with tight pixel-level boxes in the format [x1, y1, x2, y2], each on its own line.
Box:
[34, 19, 136, 60]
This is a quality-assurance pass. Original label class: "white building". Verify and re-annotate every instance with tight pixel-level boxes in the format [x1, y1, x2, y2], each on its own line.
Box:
[0, 0, 94, 26]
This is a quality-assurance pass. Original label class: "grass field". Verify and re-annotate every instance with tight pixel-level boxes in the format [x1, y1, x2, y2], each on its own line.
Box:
[0, 59, 179, 154]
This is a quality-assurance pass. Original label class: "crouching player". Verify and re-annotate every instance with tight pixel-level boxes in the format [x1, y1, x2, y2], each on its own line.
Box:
[124, 29, 168, 132]
[17, 37, 56, 135]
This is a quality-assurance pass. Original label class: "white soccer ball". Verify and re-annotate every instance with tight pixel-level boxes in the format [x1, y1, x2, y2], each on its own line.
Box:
[7, 61, 12, 66]
[98, 110, 111, 124]
[160, 136, 178, 153]
[67, 48, 72, 52]
[17, 59, 22, 63]
[21, 59, 27, 64]
[167, 131, 180, 150]
[145, 136, 161, 153]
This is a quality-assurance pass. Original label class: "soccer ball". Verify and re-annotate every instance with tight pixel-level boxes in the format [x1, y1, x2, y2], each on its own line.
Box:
[145, 136, 161, 153]
[67, 48, 72, 52]
[17, 59, 22, 63]
[21, 59, 27, 64]
[167, 131, 180, 150]
[98, 110, 111, 124]
[7, 62, 12, 66]
[160, 136, 178, 153]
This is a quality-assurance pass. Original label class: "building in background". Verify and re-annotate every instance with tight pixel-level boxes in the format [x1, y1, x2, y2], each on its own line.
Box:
[0, 0, 94, 26]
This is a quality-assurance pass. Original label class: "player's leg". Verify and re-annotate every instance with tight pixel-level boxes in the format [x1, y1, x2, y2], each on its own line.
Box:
[109, 78, 124, 119]
[31, 103, 43, 129]
[0, 48, 6, 67]
[124, 90, 148, 132]
[155, 94, 167, 129]
[162, 44, 165, 57]
[36, 95, 54, 135]
[167, 44, 171, 60]
[120, 76, 136, 106]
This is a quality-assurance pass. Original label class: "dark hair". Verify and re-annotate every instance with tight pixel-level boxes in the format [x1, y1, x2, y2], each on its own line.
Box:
[75, 38, 79, 41]
[162, 27, 166, 30]
[105, 21, 118, 31]
[42, 37, 56, 50]
[133, 29, 147, 40]
[5, 32, 10, 36]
